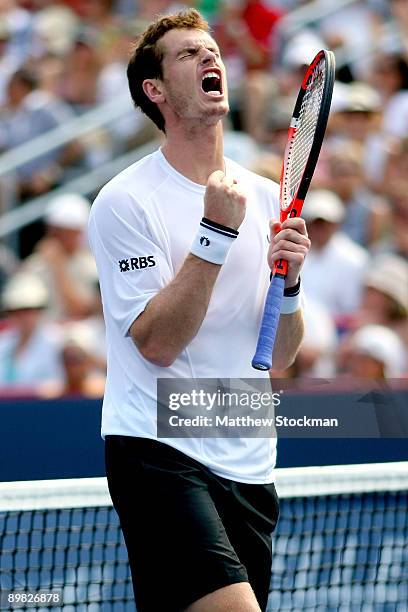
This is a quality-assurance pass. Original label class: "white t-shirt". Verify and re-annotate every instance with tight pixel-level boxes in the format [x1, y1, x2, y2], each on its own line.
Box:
[88, 148, 280, 484]
[302, 232, 369, 316]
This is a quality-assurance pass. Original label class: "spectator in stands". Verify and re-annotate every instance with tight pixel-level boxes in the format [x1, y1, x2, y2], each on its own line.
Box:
[31, 1, 79, 58]
[96, 20, 157, 151]
[34, 54, 85, 176]
[214, 0, 284, 138]
[0, 0, 33, 64]
[43, 326, 105, 398]
[371, 52, 408, 106]
[61, 30, 101, 112]
[374, 182, 408, 261]
[0, 65, 84, 257]
[382, 137, 408, 199]
[390, 0, 408, 60]
[331, 83, 381, 146]
[0, 272, 64, 391]
[319, 0, 381, 80]
[372, 53, 408, 141]
[72, 0, 120, 31]
[0, 18, 20, 109]
[301, 189, 369, 323]
[21, 193, 98, 321]
[0, 67, 77, 202]
[279, 30, 323, 97]
[35, 53, 65, 98]
[356, 254, 408, 347]
[259, 101, 293, 156]
[294, 299, 337, 377]
[385, 190, 408, 259]
[326, 143, 390, 249]
[220, 0, 283, 72]
[61, 283, 107, 372]
[340, 324, 407, 379]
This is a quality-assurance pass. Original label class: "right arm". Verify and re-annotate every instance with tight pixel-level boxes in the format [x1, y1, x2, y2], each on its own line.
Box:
[129, 170, 246, 366]
[129, 255, 220, 367]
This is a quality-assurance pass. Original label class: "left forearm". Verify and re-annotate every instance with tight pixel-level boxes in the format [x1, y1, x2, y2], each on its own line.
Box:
[271, 309, 304, 371]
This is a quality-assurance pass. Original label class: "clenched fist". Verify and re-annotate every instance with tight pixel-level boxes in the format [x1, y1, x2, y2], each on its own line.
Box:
[204, 170, 246, 230]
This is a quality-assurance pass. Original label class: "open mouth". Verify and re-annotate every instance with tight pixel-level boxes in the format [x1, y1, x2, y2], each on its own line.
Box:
[201, 71, 223, 97]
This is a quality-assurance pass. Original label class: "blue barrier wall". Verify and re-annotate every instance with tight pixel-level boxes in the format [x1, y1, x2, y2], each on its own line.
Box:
[1, 395, 407, 481]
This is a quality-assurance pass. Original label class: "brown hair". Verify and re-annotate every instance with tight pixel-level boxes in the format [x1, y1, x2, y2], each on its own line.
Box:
[127, 9, 209, 133]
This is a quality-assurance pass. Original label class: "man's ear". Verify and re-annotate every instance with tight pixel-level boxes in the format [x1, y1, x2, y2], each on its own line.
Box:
[142, 79, 165, 104]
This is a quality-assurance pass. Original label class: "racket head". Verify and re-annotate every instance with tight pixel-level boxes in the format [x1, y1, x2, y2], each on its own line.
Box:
[279, 49, 336, 219]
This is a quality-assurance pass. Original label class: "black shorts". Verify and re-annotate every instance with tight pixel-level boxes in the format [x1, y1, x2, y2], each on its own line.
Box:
[105, 436, 279, 612]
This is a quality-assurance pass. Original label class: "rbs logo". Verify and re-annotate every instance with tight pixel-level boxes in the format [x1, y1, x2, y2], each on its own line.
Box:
[119, 256, 156, 272]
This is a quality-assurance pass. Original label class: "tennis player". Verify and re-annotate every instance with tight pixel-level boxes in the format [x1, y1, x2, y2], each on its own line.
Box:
[88, 9, 310, 612]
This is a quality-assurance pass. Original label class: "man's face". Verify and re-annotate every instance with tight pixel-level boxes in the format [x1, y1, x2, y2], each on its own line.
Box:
[306, 218, 337, 250]
[7, 77, 28, 108]
[347, 352, 384, 379]
[157, 28, 229, 127]
[7, 308, 43, 333]
[47, 226, 83, 254]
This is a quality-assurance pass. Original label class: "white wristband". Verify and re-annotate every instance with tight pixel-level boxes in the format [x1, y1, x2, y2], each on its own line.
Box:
[280, 290, 302, 314]
[190, 218, 238, 265]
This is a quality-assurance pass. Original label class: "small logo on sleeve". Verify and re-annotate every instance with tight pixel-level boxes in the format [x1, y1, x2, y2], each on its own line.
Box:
[118, 256, 156, 272]
[200, 236, 210, 247]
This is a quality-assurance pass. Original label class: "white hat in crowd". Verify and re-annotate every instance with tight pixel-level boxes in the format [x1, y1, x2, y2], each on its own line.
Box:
[364, 255, 408, 316]
[331, 82, 381, 114]
[45, 194, 90, 230]
[62, 321, 95, 354]
[282, 30, 324, 68]
[2, 273, 49, 311]
[303, 190, 345, 224]
[350, 325, 407, 377]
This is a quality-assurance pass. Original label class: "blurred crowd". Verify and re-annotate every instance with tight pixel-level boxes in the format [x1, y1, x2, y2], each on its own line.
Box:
[0, 0, 407, 398]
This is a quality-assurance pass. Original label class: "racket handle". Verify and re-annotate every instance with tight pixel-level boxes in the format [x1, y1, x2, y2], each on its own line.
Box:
[273, 258, 288, 277]
[252, 275, 285, 371]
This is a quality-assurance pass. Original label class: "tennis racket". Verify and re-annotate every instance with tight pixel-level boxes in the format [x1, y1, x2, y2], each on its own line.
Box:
[252, 49, 335, 371]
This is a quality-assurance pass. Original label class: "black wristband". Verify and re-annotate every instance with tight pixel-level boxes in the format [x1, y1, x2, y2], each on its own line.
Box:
[201, 217, 239, 237]
[284, 277, 301, 296]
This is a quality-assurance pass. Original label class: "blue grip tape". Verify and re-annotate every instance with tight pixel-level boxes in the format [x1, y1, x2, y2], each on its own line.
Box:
[251, 276, 285, 370]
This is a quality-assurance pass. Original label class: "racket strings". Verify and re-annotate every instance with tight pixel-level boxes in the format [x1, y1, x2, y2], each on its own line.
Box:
[283, 59, 326, 208]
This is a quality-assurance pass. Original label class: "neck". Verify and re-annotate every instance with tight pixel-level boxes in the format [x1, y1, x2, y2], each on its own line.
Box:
[161, 120, 224, 185]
